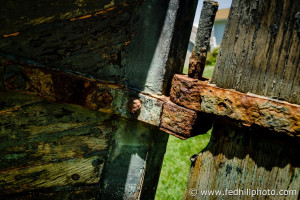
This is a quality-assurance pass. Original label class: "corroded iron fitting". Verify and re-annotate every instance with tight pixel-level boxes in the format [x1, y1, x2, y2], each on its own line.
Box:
[127, 98, 142, 114]
[188, 0, 218, 79]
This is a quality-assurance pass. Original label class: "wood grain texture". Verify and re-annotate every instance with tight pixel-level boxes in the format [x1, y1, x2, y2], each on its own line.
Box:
[211, 0, 300, 104]
[0, 91, 170, 199]
[0, 0, 197, 95]
[0, 0, 137, 35]
[0, 157, 102, 194]
[184, 0, 300, 199]
[0, 1, 139, 84]
[184, 124, 300, 200]
[0, 91, 114, 196]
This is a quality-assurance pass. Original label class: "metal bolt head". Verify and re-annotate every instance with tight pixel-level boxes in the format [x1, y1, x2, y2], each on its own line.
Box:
[127, 98, 142, 114]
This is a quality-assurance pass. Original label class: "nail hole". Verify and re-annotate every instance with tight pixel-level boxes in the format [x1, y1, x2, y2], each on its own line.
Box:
[72, 174, 80, 181]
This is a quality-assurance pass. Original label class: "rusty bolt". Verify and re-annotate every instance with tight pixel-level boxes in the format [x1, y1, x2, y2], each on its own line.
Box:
[127, 98, 142, 114]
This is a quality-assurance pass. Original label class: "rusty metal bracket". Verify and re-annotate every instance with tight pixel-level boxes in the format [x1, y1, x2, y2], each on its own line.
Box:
[0, 56, 210, 139]
[170, 74, 300, 137]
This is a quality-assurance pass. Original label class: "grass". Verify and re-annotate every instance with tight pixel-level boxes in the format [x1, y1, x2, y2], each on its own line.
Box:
[155, 65, 215, 200]
[182, 65, 215, 78]
[155, 130, 212, 200]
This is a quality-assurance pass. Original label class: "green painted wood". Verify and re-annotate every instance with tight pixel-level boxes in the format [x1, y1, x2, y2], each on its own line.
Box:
[0, 0, 197, 199]
[0, 91, 169, 199]
[0, 91, 113, 196]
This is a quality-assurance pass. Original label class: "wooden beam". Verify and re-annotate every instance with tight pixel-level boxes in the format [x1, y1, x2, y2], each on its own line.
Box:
[1, 56, 208, 139]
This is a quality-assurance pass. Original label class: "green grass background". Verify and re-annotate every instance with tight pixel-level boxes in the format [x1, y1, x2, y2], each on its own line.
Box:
[155, 65, 214, 200]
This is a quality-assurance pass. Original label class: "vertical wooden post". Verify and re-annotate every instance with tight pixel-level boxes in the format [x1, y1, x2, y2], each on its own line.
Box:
[188, 0, 218, 79]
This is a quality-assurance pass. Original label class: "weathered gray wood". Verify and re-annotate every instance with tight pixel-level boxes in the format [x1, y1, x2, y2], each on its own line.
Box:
[184, 0, 300, 199]
[211, 0, 300, 104]
[0, 0, 197, 95]
[0, 1, 139, 84]
[184, 124, 300, 200]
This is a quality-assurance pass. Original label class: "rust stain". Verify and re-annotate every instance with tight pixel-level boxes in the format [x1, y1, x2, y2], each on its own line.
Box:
[23, 68, 56, 101]
[170, 74, 300, 137]
[160, 98, 212, 139]
[69, 3, 131, 22]
[188, 51, 207, 80]
[95, 6, 117, 15]
[3, 32, 20, 38]
[70, 14, 92, 21]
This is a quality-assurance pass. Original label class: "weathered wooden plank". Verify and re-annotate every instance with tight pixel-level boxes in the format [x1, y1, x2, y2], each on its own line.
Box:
[0, 91, 170, 199]
[0, 91, 113, 195]
[170, 74, 300, 137]
[1, 59, 208, 139]
[0, 58, 164, 127]
[184, 124, 300, 200]
[0, 0, 197, 95]
[126, 0, 198, 94]
[0, 0, 138, 35]
[0, 157, 103, 195]
[0, 1, 139, 84]
[211, 0, 300, 104]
